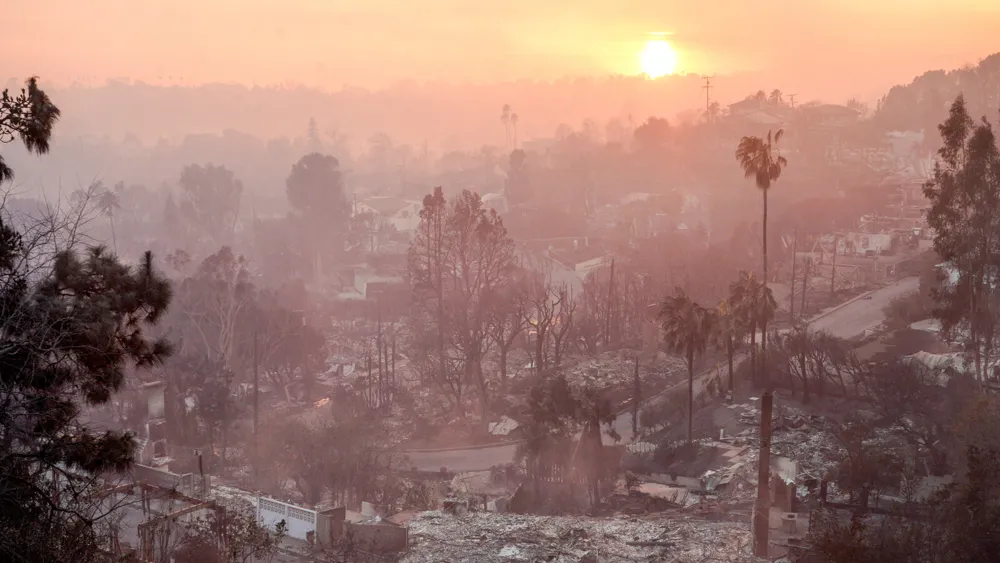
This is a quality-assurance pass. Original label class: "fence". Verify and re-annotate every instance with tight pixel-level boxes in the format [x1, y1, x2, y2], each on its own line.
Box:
[257, 496, 318, 541]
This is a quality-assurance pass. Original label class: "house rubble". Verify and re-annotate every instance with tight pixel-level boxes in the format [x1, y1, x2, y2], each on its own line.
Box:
[402, 511, 760, 562]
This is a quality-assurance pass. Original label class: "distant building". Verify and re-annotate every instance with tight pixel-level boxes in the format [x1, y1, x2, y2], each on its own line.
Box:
[355, 196, 422, 235]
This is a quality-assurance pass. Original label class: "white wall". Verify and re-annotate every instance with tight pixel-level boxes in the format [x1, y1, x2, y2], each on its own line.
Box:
[257, 496, 317, 541]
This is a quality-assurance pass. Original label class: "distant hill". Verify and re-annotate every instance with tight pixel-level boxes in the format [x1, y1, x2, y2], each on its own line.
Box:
[872, 52, 1000, 135]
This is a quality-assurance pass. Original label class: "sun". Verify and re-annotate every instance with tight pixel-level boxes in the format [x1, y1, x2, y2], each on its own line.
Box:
[640, 39, 678, 78]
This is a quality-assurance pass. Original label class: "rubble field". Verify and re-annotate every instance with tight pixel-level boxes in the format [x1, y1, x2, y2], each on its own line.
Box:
[403, 510, 760, 562]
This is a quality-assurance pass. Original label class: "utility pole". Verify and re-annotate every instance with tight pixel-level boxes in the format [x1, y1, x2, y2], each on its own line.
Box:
[252, 330, 259, 478]
[801, 257, 810, 317]
[605, 258, 616, 347]
[631, 356, 641, 439]
[830, 235, 839, 298]
[788, 93, 798, 108]
[753, 391, 774, 556]
[702, 76, 715, 122]
[789, 231, 798, 323]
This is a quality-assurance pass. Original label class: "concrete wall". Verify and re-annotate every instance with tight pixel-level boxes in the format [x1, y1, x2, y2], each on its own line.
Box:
[131, 464, 194, 496]
[257, 496, 317, 541]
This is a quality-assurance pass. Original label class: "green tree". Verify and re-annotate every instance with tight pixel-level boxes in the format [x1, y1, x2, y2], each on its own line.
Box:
[285, 153, 350, 278]
[178, 163, 244, 248]
[735, 129, 788, 387]
[174, 505, 286, 563]
[633, 117, 670, 151]
[923, 95, 1000, 381]
[0, 77, 60, 184]
[659, 288, 717, 445]
[0, 238, 173, 561]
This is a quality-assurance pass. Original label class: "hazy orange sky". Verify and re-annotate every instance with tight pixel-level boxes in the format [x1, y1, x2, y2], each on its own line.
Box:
[6, 0, 1000, 96]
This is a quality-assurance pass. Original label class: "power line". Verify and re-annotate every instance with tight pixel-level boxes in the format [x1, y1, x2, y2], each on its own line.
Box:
[702, 75, 716, 122]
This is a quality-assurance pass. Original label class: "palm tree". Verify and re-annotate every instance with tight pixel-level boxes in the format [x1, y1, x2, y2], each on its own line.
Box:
[660, 288, 717, 445]
[501, 104, 512, 151]
[768, 89, 784, 106]
[714, 298, 740, 402]
[735, 129, 787, 388]
[97, 182, 122, 254]
[729, 271, 777, 385]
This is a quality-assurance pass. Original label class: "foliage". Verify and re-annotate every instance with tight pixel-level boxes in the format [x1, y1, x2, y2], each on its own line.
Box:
[922, 95, 1000, 381]
[174, 506, 286, 563]
[178, 163, 244, 248]
[505, 148, 530, 204]
[633, 117, 670, 150]
[516, 373, 618, 508]
[169, 246, 254, 369]
[407, 187, 517, 421]
[883, 290, 935, 331]
[259, 401, 398, 509]
[771, 328, 858, 403]
[0, 77, 60, 184]
[285, 152, 349, 223]
[0, 220, 173, 560]
[728, 270, 776, 384]
[659, 287, 717, 444]
[736, 129, 788, 194]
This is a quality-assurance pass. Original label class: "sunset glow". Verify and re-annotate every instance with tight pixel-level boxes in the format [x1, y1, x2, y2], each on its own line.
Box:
[640, 39, 678, 78]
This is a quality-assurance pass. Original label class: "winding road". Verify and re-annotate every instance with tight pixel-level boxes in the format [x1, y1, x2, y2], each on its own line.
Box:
[403, 277, 919, 471]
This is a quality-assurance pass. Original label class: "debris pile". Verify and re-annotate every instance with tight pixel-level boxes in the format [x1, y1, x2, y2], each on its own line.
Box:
[403, 510, 760, 562]
[564, 350, 685, 390]
[724, 401, 845, 479]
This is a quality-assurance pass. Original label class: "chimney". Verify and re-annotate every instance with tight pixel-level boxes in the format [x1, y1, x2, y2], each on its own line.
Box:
[753, 391, 773, 557]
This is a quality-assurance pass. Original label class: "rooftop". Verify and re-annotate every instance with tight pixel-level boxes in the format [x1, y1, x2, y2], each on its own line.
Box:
[359, 195, 421, 217]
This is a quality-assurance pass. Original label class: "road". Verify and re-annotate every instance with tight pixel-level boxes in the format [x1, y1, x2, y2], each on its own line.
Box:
[807, 277, 919, 339]
[403, 277, 920, 471]
[406, 443, 521, 473]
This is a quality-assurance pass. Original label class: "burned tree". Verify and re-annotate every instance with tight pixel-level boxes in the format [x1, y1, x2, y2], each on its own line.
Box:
[407, 188, 517, 421]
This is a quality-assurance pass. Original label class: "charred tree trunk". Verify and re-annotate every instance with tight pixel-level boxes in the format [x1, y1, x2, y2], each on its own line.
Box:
[686, 347, 694, 445]
[726, 333, 735, 401]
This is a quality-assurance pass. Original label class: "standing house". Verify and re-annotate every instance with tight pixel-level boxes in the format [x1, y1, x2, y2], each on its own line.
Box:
[355, 196, 423, 236]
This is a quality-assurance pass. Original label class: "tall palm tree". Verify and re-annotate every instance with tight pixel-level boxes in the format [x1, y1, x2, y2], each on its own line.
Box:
[660, 288, 717, 445]
[500, 104, 512, 151]
[729, 271, 777, 385]
[735, 129, 787, 388]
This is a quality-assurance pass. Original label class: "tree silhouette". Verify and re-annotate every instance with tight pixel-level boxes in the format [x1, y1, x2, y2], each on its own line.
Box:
[659, 288, 717, 445]
[729, 270, 776, 385]
[735, 129, 787, 387]
[0, 77, 60, 184]
[923, 95, 1000, 381]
